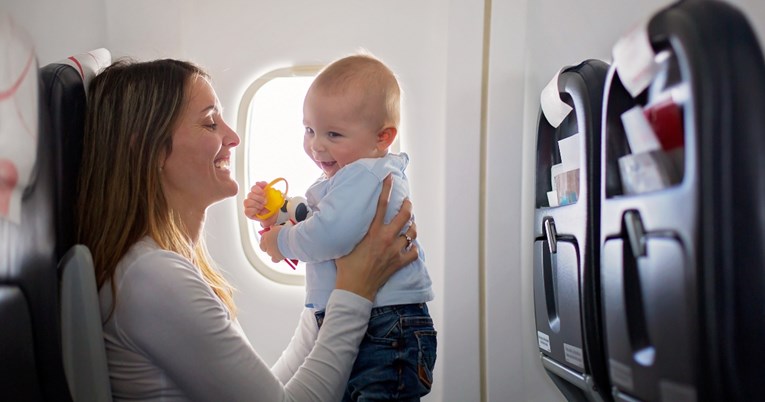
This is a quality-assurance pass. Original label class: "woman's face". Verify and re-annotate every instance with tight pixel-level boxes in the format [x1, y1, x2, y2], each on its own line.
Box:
[161, 76, 240, 213]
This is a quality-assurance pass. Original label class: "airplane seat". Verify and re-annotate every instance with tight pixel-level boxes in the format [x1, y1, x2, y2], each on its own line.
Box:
[59, 245, 113, 402]
[40, 48, 111, 260]
[38, 49, 112, 402]
[0, 15, 73, 401]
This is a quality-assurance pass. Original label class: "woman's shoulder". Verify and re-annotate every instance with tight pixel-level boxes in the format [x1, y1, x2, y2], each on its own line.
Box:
[104, 237, 231, 353]
[123, 236, 186, 264]
[117, 237, 200, 285]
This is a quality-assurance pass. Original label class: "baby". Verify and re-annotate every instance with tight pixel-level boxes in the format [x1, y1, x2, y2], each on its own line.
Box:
[245, 53, 436, 400]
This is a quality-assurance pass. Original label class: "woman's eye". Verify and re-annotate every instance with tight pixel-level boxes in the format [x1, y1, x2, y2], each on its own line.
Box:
[205, 122, 218, 130]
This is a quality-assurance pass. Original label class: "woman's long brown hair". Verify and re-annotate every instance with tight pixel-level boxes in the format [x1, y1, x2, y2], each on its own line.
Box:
[77, 59, 236, 317]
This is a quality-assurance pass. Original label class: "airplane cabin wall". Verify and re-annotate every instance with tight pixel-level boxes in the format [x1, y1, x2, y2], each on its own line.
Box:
[484, 2, 529, 400]
[4, 0, 106, 65]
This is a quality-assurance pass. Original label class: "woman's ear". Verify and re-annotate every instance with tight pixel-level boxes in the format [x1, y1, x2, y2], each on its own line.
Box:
[157, 147, 167, 173]
[376, 127, 398, 151]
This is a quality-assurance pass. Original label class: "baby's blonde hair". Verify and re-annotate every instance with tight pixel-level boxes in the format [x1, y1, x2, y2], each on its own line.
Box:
[312, 53, 401, 130]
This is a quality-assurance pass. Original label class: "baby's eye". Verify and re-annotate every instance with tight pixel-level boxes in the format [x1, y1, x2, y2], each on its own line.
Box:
[328, 131, 342, 138]
[304, 127, 314, 136]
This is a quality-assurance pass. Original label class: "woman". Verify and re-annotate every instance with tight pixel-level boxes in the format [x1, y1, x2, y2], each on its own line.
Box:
[76, 58, 418, 401]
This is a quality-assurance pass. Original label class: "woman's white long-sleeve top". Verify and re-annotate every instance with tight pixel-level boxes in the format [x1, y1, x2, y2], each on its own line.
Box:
[100, 236, 371, 402]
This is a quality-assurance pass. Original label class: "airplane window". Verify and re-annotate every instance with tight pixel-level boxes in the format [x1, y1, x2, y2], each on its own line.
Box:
[236, 67, 321, 285]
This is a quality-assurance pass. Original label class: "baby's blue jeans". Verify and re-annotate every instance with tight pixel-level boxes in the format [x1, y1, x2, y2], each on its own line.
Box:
[315, 303, 437, 401]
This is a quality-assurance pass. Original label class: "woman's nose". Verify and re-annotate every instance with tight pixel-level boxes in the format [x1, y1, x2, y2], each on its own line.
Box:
[223, 122, 240, 147]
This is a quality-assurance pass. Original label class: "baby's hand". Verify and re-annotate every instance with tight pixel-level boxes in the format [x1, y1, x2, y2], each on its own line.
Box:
[243, 181, 278, 227]
[260, 226, 286, 262]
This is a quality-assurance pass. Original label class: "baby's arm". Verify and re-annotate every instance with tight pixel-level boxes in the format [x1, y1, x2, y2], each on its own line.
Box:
[243, 181, 278, 228]
[279, 167, 381, 262]
[260, 226, 285, 262]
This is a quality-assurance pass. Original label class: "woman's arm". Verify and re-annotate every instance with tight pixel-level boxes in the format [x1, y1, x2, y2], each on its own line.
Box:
[270, 308, 318, 384]
[114, 251, 371, 401]
[335, 174, 418, 300]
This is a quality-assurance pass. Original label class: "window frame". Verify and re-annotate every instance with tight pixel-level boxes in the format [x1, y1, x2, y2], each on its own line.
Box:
[235, 66, 323, 285]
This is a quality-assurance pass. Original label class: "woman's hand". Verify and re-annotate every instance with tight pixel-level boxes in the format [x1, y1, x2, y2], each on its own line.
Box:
[335, 175, 419, 301]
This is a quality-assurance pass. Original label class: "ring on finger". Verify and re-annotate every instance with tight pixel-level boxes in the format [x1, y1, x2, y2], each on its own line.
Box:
[401, 233, 413, 249]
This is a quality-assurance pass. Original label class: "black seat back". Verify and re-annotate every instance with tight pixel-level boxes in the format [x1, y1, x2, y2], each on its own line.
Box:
[40, 62, 88, 260]
[0, 23, 73, 402]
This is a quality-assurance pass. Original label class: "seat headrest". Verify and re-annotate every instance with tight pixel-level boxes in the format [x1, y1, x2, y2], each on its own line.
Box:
[0, 12, 38, 225]
[59, 48, 112, 94]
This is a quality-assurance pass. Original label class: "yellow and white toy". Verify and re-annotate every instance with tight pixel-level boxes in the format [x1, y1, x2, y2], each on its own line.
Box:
[255, 178, 313, 269]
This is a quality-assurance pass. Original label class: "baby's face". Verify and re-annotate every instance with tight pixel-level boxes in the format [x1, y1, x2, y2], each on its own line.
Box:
[302, 87, 386, 178]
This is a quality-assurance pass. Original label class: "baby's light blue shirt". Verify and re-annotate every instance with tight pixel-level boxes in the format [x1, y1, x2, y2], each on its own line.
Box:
[277, 152, 434, 310]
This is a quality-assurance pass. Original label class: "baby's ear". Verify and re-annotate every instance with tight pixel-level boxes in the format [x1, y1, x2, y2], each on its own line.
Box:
[376, 127, 398, 150]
